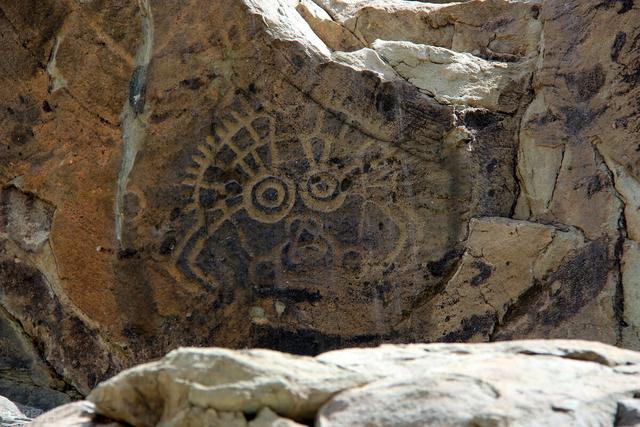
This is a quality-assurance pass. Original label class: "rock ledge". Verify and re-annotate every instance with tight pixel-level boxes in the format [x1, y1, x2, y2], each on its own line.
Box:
[32, 340, 640, 427]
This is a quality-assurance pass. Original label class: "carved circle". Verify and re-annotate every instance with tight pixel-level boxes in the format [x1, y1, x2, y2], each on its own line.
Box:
[300, 170, 347, 212]
[307, 172, 340, 201]
[244, 175, 295, 223]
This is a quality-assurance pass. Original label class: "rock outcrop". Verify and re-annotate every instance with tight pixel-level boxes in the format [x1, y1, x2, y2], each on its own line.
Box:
[0, 0, 639, 408]
[31, 341, 640, 426]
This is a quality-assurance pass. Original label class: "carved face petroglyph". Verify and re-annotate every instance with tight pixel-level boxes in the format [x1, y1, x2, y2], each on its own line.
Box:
[176, 92, 419, 295]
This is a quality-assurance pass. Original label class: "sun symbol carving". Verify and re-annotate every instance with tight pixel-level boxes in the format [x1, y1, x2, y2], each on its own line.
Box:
[174, 93, 414, 292]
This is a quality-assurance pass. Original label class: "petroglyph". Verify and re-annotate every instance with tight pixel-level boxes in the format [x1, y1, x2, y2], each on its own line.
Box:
[175, 92, 427, 294]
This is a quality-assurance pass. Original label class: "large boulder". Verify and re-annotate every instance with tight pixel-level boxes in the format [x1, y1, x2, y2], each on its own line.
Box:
[0, 0, 639, 404]
[30, 340, 640, 426]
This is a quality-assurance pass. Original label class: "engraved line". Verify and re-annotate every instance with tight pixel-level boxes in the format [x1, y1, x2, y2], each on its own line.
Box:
[301, 137, 318, 168]
[321, 136, 333, 164]
[382, 203, 408, 265]
[239, 159, 258, 177]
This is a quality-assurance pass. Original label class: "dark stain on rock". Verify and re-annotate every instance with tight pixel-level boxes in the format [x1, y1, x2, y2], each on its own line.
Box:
[531, 5, 541, 19]
[614, 0, 635, 13]
[180, 77, 204, 90]
[370, 77, 454, 143]
[113, 252, 162, 343]
[0, 257, 118, 395]
[440, 312, 497, 342]
[470, 260, 493, 286]
[375, 87, 397, 119]
[622, 63, 640, 85]
[195, 220, 250, 288]
[150, 111, 170, 123]
[0, 260, 49, 317]
[41, 100, 53, 113]
[497, 79, 524, 112]
[376, 281, 392, 299]
[476, 47, 519, 63]
[11, 124, 34, 146]
[615, 399, 640, 426]
[170, 207, 182, 221]
[586, 174, 606, 197]
[0, 1, 69, 68]
[361, 280, 392, 301]
[620, 0, 635, 12]
[342, 251, 363, 273]
[291, 54, 305, 69]
[7, 99, 40, 127]
[597, 0, 635, 13]
[496, 240, 611, 338]
[561, 106, 596, 133]
[486, 158, 498, 174]
[254, 286, 322, 303]
[427, 249, 462, 278]
[463, 108, 498, 129]
[565, 65, 606, 102]
[540, 240, 610, 325]
[117, 248, 139, 259]
[249, 325, 393, 356]
[159, 233, 176, 255]
[527, 112, 560, 127]
[612, 32, 627, 62]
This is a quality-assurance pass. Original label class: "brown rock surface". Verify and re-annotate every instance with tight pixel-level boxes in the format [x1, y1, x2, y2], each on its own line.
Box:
[0, 0, 639, 406]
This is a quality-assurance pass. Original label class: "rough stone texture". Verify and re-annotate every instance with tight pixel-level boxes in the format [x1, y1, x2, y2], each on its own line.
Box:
[317, 351, 640, 427]
[622, 241, 640, 349]
[0, 0, 639, 406]
[29, 401, 124, 427]
[404, 217, 619, 344]
[31, 341, 640, 426]
[0, 395, 31, 426]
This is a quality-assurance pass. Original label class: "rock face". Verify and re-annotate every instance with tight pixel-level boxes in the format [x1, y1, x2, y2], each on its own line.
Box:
[31, 341, 640, 426]
[0, 0, 639, 406]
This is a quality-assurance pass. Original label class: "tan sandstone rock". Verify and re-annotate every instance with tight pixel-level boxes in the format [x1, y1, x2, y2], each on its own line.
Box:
[29, 401, 124, 427]
[371, 40, 532, 112]
[403, 217, 619, 345]
[88, 347, 370, 426]
[317, 350, 640, 427]
[30, 341, 640, 426]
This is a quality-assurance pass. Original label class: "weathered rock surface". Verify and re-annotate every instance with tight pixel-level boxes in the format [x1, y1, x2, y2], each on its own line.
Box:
[0, 395, 32, 426]
[30, 341, 640, 426]
[1, 0, 639, 407]
[29, 401, 124, 427]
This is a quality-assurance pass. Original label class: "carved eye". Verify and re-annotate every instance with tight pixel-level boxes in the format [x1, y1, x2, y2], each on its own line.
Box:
[300, 170, 347, 212]
[307, 172, 340, 201]
[244, 175, 295, 223]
